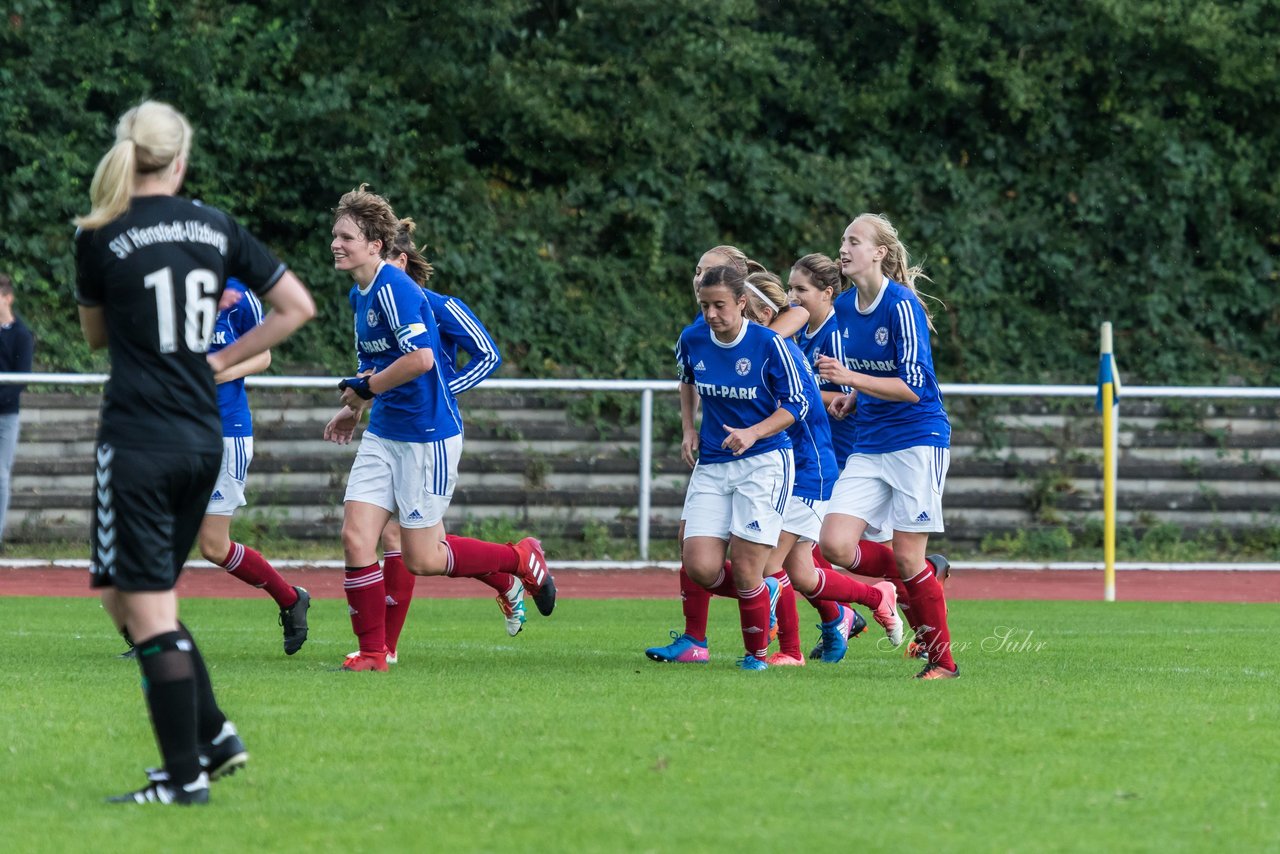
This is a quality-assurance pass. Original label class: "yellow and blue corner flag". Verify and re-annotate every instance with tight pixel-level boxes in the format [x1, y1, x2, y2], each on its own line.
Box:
[1096, 351, 1122, 412]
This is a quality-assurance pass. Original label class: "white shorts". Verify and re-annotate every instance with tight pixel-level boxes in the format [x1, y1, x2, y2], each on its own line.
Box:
[344, 431, 462, 528]
[783, 495, 827, 543]
[205, 436, 253, 516]
[829, 446, 949, 534]
[682, 449, 794, 546]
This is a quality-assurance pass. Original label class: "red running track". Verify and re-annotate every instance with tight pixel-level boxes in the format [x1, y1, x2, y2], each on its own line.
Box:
[1, 566, 1279, 602]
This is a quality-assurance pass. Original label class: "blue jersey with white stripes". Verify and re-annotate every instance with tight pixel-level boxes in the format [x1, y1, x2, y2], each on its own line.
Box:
[676, 319, 807, 465]
[422, 289, 502, 396]
[795, 305, 857, 468]
[833, 279, 950, 453]
[350, 262, 462, 443]
[782, 338, 838, 501]
[209, 278, 263, 438]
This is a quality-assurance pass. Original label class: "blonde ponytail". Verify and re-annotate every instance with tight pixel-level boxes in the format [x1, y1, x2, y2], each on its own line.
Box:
[854, 213, 943, 332]
[75, 101, 192, 230]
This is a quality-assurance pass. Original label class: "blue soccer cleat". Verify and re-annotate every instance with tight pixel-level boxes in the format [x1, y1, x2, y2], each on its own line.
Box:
[737, 655, 769, 671]
[645, 631, 709, 663]
[764, 576, 781, 642]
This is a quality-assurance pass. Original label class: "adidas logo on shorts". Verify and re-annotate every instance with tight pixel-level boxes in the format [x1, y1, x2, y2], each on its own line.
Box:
[406, 509, 423, 522]
[915, 511, 931, 523]
[746, 520, 761, 533]
[211, 491, 224, 501]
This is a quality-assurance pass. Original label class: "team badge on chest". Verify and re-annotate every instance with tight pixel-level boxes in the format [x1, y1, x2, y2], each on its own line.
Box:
[875, 326, 889, 347]
[367, 309, 379, 328]
[735, 358, 752, 376]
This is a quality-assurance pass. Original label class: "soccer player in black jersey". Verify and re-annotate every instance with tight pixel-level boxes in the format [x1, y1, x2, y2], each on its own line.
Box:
[73, 101, 315, 805]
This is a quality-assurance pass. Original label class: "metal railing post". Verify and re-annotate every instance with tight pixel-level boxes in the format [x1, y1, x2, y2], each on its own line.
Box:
[638, 389, 653, 561]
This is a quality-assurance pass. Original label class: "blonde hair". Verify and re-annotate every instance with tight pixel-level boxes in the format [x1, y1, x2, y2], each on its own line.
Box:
[853, 213, 941, 331]
[744, 271, 788, 323]
[75, 100, 192, 230]
[389, 217, 435, 286]
[333, 184, 400, 250]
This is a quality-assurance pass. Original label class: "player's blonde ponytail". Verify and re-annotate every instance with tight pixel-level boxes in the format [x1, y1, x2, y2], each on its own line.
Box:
[854, 213, 942, 332]
[75, 101, 192, 230]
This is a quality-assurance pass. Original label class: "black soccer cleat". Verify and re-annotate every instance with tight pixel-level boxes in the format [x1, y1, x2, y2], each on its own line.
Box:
[202, 721, 249, 781]
[279, 586, 311, 655]
[108, 772, 210, 805]
[927, 553, 950, 585]
[530, 573, 557, 617]
[118, 646, 137, 660]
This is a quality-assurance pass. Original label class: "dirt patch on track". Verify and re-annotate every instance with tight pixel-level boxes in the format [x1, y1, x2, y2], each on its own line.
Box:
[2, 566, 1278, 603]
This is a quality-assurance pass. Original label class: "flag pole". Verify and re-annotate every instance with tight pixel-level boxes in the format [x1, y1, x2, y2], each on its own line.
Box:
[1100, 322, 1117, 602]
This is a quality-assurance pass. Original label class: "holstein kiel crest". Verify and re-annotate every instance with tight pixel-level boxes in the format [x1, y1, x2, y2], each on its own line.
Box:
[875, 326, 889, 346]
[735, 357, 752, 376]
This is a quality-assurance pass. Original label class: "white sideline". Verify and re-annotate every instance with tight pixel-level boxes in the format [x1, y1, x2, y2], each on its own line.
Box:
[3, 559, 1280, 572]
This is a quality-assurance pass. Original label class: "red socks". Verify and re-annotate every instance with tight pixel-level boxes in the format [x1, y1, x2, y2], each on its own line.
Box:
[382, 552, 415, 655]
[222, 543, 297, 609]
[847, 540, 898, 578]
[444, 535, 518, 577]
[737, 582, 771, 660]
[344, 563, 387, 655]
[806, 567, 884, 610]
[679, 567, 712, 642]
[769, 571, 801, 657]
[904, 565, 955, 670]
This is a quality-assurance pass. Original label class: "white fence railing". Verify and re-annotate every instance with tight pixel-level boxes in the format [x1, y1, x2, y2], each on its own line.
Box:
[4, 373, 1280, 558]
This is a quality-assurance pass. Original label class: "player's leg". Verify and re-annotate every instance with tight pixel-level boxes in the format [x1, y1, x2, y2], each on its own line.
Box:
[399, 434, 556, 615]
[98, 446, 224, 804]
[645, 518, 713, 663]
[341, 500, 394, 671]
[340, 435, 399, 670]
[378, 520, 416, 659]
[725, 536, 773, 668]
[817, 459, 904, 645]
[723, 450, 791, 670]
[884, 447, 957, 678]
[764, 529, 804, 665]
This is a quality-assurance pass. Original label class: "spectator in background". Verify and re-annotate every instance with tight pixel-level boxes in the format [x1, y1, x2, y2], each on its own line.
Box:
[0, 272, 35, 548]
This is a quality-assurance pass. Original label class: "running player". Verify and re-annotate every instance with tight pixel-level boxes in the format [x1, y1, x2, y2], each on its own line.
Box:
[647, 248, 810, 664]
[76, 100, 315, 804]
[788, 253, 879, 658]
[660, 263, 808, 670]
[322, 186, 553, 672]
[196, 277, 311, 654]
[362, 219, 524, 658]
[815, 213, 959, 679]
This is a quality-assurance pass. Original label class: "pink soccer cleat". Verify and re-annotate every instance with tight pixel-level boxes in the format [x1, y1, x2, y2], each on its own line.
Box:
[871, 581, 904, 647]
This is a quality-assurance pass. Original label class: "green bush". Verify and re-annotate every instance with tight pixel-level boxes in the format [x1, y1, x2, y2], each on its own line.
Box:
[3, 1, 1277, 384]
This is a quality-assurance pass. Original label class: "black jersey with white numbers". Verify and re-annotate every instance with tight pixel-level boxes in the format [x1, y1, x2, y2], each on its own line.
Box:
[75, 195, 285, 452]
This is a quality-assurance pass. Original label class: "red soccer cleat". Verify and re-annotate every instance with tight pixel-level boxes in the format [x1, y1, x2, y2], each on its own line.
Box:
[765, 651, 806, 666]
[914, 662, 959, 680]
[512, 537, 556, 616]
[341, 651, 389, 672]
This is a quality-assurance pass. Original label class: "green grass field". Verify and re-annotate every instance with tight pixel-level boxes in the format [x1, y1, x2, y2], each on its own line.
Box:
[1, 596, 1277, 852]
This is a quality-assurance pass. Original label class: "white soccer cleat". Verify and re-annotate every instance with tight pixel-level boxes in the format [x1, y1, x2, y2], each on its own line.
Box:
[497, 578, 528, 637]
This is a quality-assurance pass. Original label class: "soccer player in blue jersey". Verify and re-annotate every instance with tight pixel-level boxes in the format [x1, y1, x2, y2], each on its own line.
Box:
[738, 271, 890, 666]
[648, 248, 814, 665]
[359, 220, 527, 657]
[661, 264, 809, 671]
[323, 187, 551, 672]
[75, 101, 316, 804]
[815, 213, 958, 679]
[187, 277, 311, 655]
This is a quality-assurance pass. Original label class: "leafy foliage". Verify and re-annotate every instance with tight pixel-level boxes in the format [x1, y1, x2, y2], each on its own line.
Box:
[3, 0, 1277, 382]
